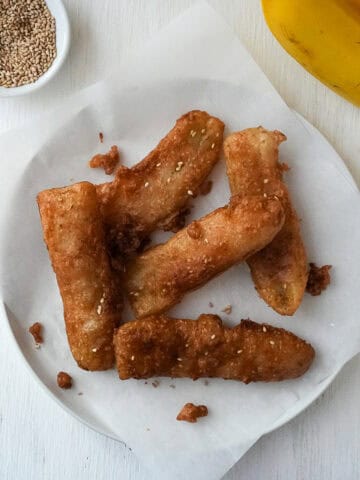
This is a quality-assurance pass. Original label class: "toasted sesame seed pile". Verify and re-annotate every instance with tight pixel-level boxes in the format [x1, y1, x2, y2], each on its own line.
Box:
[0, 0, 56, 88]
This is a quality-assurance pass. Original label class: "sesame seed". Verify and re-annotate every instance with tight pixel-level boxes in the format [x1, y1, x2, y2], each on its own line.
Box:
[201, 128, 206, 134]
[187, 190, 193, 196]
[204, 351, 208, 356]
[222, 305, 232, 315]
[263, 179, 269, 184]
[131, 355, 135, 361]
[97, 305, 102, 315]
[237, 350, 243, 354]
[167, 177, 171, 183]
[175, 161, 184, 172]
[177, 358, 182, 362]
[92, 348, 97, 352]
[211, 334, 216, 340]
[204, 238, 209, 243]
[190, 130, 197, 137]
[185, 344, 189, 348]
[156, 163, 161, 167]
[263, 326, 267, 332]
[269, 341, 275, 345]
[263, 193, 267, 198]
[211, 143, 215, 149]
[144, 182, 149, 188]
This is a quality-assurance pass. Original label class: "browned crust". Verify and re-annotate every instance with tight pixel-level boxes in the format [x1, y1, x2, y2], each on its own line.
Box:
[124, 194, 285, 318]
[224, 127, 308, 316]
[37, 182, 122, 370]
[96, 110, 224, 259]
[114, 314, 315, 382]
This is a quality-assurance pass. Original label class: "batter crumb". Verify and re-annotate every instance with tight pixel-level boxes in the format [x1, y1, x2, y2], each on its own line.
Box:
[89, 145, 119, 175]
[29, 322, 43, 344]
[176, 403, 208, 423]
[306, 263, 332, 296]
[57, 371, 72, 389]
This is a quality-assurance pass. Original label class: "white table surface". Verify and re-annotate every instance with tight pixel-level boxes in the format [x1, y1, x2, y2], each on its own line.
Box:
[1, 1, 360, 479]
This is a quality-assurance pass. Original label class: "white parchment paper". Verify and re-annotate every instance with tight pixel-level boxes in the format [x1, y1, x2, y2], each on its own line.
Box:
[1, 3, 360, 480]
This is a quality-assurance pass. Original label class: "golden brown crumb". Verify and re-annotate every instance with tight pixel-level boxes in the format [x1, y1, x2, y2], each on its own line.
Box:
[99, 132, 104, 143]
[57, 372, 72, 389]
[29, 322, 43, 344]
[199, 180, 213, 196]
[306, 263, 332, 296]
[280, 162, 290, 172]
[222, 305, 232, 315]
[89, 145, 119, 175]
[176, 403, 208, 422]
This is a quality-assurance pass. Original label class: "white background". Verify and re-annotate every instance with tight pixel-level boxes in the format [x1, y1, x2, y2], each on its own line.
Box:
[1, 1, 360, 479]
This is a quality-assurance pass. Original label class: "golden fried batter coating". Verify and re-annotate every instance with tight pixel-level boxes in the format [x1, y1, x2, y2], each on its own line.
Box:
[224, 127, 308, 316]
[96, 110, 224, 260]
[37, 182, 122, 370]
[114, 314, 315, 382]
[124, 195, 285, 318]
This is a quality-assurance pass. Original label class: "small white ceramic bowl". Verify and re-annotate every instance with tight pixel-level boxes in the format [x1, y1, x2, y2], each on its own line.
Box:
[0, 0, 70, 97]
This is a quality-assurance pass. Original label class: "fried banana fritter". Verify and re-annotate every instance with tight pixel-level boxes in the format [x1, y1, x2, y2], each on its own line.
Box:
[37, 182, 122, 370]
[96, 110, 224, 259]
[224, 127, 308, 316]
[114, 314, 315, 382]
[124, 194, 285, 318]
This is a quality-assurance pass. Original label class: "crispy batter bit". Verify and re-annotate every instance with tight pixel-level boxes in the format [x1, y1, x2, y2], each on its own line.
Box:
[306, 263, 332, 296]
[96, 111, 224, 258]
[89, 145, 120, 175]
[99, 132, 104, 143]
[177, 403, 208, 423]
[114, 314, 315, 382]
[224, 127, 308, 316]
[199, 180, 213, 196]
[29, 322, 43, 344]
[124, 195, 285, 318]
[57, 371, 72, 389]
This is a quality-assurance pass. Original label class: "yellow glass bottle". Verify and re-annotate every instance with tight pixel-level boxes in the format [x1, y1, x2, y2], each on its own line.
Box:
[262, 0, 360, 106]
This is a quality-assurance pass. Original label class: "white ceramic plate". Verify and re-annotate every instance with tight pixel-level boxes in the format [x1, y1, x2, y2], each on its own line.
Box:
[1, 79, 359, 461]
[0, 0, 70, 97]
